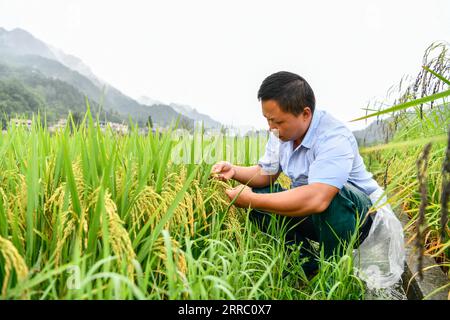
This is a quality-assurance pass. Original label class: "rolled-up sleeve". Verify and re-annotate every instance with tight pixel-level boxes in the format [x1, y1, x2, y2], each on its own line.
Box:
[308, 134, 354, 189]
[258, 132, 281, 175]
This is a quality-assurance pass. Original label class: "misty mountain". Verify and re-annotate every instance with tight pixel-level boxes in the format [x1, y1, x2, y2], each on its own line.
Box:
[138, 96, 165, 107]
[137, 97, 222, 129]
[0, 27, 103, 87]
[0, 62, 123, 123]
[49, 45, 104, 88]
[169, 103, 222, 129]
[0, 27, 56, 60]
[352, 120, 392, 147]
[0, 27, 195, 127]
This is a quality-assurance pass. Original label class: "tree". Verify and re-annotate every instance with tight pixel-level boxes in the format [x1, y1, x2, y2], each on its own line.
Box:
[179, 117, 193, 132]
[147, 115, 154, 129]
[1, 116, 7, 130]
[72, 111, 84, 126]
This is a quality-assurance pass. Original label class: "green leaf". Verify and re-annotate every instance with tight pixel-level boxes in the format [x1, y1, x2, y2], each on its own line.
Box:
[351, 89, 450, 122]
[422, 65, 450, 85]
[359, 134, 447, 154]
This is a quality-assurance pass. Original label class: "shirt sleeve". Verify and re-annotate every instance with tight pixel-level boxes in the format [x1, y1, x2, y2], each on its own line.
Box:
[257, 132, 281, 175]
[308, 134, 354, 189]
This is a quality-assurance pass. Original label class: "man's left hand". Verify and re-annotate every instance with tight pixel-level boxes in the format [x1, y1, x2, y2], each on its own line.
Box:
[225, 185, 254, 208]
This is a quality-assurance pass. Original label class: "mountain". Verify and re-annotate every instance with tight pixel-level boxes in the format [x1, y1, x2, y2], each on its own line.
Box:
[0, 27, 194, 127]
[169, 103, 222, 129]
[138, 96, 165, 107]
[0, 61, 123, 123]
[137, 98, 222, 129]
[0, 27, 56, 60]
[0, 27, 102, 87]
[0, 64, 122, 123]
[352, 120, 392, 147]
[48, 45, 104, 88]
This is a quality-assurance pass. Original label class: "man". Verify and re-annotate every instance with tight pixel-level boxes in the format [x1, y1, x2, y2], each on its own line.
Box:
[211, 71, 382, 275]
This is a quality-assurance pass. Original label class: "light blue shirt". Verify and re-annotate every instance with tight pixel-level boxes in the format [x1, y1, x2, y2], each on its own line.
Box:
[258, 109, 380, 195]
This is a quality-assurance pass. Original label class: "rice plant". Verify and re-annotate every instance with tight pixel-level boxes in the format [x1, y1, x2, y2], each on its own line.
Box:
[0, 107, 365, 300]
[357, 42, 450, 286]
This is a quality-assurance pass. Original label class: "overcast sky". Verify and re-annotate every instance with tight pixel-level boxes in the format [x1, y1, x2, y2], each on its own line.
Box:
[1, 0, 449, 130]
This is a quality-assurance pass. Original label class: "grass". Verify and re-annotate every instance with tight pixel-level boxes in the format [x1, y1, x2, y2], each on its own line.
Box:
[0, 108, 366, 300]
[356, 42, 450, 290]
[362, 105, 450, 273]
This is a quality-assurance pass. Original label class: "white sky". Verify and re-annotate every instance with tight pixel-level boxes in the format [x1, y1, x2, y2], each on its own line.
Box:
[0, 0, 449, 130]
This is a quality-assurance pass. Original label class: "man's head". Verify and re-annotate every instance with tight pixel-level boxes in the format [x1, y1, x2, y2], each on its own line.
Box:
[257, 71, 315, 142]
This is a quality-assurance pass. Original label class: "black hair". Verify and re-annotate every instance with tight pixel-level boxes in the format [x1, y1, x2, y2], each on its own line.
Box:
[257, 71, 315, 115]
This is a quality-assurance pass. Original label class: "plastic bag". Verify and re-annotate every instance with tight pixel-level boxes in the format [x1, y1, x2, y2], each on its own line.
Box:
[353, 187, 405, 289]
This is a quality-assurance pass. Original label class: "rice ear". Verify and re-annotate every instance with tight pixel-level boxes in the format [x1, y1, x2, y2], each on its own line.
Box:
[0, 236, 29, 297]
[104, 190, 136, 277]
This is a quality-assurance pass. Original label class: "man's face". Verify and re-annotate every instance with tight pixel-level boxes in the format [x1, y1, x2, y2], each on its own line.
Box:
[261, 99, 312, 142]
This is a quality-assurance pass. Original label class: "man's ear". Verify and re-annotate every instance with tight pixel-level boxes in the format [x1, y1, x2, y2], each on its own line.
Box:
[302, 107, 312, 120]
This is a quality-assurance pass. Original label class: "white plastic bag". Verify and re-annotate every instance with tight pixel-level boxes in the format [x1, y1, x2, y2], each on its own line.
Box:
[353, 187, 405, 289]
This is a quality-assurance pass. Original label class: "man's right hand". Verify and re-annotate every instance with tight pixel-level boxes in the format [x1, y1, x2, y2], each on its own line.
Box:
[211, 161, 236, 182]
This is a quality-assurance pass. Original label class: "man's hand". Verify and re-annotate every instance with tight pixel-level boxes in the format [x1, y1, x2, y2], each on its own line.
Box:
[211, 161, 236, 182]
[225, 185, 253, 208]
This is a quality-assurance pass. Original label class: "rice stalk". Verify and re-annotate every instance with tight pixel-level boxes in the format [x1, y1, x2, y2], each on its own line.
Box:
[104, 190, 136, 277]
[440, 127, 450, 242]
[54, 209, 77, 266]
[416, 142, 432, 281]
[128, 185, 163, 237]
[0, 235, 29, 297]
[153, 234, 187, 279]
[15, 174, 28, 230]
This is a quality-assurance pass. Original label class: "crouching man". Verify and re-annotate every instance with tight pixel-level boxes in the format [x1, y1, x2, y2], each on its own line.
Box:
[211, 71, 383, 276]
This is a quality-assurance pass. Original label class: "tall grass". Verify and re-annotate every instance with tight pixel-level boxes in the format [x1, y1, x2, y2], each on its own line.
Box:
[0, 108, 364, 300]
[356, 42, 450, 283]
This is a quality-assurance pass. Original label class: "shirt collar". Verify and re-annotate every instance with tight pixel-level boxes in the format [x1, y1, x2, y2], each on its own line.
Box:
[299, 109, 321, 149]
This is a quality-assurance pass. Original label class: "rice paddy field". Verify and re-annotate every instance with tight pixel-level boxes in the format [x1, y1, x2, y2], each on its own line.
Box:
[361, 105, 450, 298]
[0, 43, 449, 300]
[359, 42, 450, 298]
[0, 109, 370, 300]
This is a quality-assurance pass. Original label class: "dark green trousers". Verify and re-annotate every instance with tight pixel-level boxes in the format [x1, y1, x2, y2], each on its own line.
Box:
[250, 183, 373, 273]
